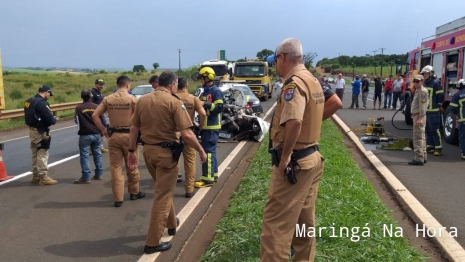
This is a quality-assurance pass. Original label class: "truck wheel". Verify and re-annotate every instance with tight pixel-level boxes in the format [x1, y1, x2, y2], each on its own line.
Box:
[443, 106, 459, 145]
[404, 95, 413, 125]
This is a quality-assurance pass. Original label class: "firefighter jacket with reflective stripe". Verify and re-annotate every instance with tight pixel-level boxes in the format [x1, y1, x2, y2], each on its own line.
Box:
[200, 84, 224, 130]
[450, 88, 465, 122]
[423, 78, 444, 113]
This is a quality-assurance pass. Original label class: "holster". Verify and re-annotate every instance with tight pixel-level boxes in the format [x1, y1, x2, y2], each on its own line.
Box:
[106, 125, 114, 137]
[157, 141, 185, 162]
[38, 132, 51, 150]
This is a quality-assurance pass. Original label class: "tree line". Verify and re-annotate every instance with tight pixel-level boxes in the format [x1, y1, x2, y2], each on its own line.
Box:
[316, 54, 408, 69]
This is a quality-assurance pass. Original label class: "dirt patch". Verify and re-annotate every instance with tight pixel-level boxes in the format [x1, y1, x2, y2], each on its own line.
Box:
[334, 119, 448, 262]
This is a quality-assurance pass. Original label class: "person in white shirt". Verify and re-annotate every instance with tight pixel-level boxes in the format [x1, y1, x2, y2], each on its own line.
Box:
[273, 77, 283, 94]
[334, 73, 345, 108]
[392, 74, 404, 110]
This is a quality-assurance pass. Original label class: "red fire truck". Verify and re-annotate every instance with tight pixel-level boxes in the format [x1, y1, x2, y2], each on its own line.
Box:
[397, 16, 465, 145]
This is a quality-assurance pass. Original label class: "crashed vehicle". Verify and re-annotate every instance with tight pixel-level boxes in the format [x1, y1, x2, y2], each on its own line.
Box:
[190, 78, 270, 143]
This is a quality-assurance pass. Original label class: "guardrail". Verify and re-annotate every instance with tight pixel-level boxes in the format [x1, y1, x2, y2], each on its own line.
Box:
[0, 101, 80, 120]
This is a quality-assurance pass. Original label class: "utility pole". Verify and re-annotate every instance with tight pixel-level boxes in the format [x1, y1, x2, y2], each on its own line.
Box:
[177, 49, 181, 71]
[372, 50, 378, 76]
[379, 48, 386, 78]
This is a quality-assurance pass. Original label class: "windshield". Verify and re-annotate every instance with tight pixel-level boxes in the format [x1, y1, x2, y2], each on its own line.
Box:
[234, 86, 254, 95]
[132, 86, 153, 95]
[202, 65, 227, 76]
[234, 65, 266, 77]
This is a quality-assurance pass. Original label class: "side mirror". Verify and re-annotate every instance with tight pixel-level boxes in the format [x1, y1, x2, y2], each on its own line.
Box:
[191, 72, 200, 82]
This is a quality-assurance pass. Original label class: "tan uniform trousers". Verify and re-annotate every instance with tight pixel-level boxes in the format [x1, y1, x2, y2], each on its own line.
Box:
[29, 128, 50, 179]
[260, 151, 324, 262]
[182, 143, 196, 193]
[413, 116, 427, 162]
[108, 133, 140, 202]
[143, 145, 179, 247]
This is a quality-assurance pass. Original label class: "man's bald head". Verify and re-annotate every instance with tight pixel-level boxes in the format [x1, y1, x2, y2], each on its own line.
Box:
[276, 38, 303, 64]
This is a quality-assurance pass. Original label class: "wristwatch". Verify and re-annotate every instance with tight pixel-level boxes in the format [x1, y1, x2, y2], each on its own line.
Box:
[128, 149, 135, 153]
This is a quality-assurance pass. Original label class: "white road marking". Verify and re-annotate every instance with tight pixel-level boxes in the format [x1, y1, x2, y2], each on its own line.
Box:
[0, 125, 77, 143]
[0, 154, 79, 186]
[138, 101, 277, 262]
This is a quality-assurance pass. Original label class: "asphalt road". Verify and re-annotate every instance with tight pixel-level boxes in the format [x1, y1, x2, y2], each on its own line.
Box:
[337, 85, 465, 249]
[0, 98, 276, 262]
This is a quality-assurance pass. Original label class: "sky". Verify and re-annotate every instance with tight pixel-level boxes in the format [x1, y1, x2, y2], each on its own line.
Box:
[1, 0, 465, 70]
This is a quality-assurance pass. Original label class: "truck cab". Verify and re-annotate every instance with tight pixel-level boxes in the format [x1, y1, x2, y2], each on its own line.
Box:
[200, 59, 233, 87]
[232, 60, 272, 101]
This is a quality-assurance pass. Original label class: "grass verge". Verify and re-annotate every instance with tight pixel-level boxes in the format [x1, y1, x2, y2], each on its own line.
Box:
[199, 120, 427, 262]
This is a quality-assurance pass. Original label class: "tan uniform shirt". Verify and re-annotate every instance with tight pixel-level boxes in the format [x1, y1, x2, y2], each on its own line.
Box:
[271, 64, 324, 150]
[176, 89, 203, 123]
[95, 89, 136, 128]
[131, 87, 193, 144]
[411, 86, 429, 116]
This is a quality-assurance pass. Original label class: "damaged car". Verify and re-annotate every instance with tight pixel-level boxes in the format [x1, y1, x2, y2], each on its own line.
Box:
[191, 81, 270, 143]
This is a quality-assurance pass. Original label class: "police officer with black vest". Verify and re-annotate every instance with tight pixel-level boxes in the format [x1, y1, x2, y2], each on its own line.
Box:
[24, 85, 58, 185]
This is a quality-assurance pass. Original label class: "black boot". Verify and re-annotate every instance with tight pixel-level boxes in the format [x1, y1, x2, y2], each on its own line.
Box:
[130, 191, 146, 200]
[144, 242, 172, 253]
[168, 217, 180, 236]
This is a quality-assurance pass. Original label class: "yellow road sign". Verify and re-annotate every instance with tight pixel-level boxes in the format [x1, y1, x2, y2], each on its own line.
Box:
[0, 49, 5, 109]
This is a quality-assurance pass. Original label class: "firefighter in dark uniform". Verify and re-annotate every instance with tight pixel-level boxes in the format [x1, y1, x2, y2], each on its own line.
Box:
[449, 79, 465, 160]
[261, 38, 325, 262]
[92, 75, 144, 207]
[421, 65, 444, 156]
[317, 78, 342, 120]
[176, 77, 206, 197]
[126, 70, 207, 253]
[91, 78, 109, 153]
[24, 85, 58, 185]
[194, 66, 224, 188]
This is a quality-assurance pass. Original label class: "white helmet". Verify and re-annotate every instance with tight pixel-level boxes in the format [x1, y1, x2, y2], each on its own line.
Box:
[458, 79, 465, 89]
[420, 65, 434, 74]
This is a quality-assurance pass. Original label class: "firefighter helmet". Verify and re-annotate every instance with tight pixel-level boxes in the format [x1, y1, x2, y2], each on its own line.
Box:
[420, 65, 434, 74]
[199, 67, 216, 81]
[458, 79, 465, 89]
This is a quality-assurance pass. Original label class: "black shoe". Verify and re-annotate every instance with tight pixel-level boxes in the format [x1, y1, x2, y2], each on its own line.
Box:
[168, 217, 180, 236]
[424, 159, 427, 163]
[115, 201, 123, 207]
[408, 159, 424, 166]
[185, 192, 194, 198]
[290, 245, 295, 257]
[144, 242, 172, 254]
[130, 191, 146, 200]
[177, 174, 182, 183]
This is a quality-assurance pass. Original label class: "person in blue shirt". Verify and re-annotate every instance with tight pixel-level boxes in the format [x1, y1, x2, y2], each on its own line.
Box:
[350, 75, 361, 109]
[449, 79, 465, 160]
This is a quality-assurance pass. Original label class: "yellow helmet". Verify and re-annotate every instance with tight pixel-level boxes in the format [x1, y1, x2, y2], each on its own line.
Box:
[199, 66, 216, 81]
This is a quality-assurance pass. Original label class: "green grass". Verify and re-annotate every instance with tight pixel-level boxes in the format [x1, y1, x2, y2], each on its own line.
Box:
[4, 68, 60, 74]
[0, 69, 202, 130]
[199, 121, 427, 262]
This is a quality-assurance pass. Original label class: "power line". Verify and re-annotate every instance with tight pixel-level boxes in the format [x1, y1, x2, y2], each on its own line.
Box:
[379, 48, 386, 77]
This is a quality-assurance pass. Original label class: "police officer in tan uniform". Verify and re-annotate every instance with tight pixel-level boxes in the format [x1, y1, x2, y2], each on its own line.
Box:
[127, 71, 207, 254]
[260, 38, 325, 262]
[408, 74, 429, 165]
[92, 75, 144, 207]
[176, 77, 206, 198]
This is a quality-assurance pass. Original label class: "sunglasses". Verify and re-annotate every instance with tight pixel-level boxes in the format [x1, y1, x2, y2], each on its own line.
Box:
[274, 53, 288, 63]
[413, 80, 420, 83]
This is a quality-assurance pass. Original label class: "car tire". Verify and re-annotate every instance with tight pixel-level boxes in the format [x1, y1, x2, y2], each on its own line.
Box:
[443, 106, 459, 145]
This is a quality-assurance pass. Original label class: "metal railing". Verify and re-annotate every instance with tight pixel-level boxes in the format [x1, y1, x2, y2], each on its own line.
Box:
[0, 101, 80, 120]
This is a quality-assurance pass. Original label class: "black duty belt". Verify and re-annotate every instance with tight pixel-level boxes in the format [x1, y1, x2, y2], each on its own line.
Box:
[156, 142, 176, 148]
[112, 128, 130, 133]
[292, 145, 319, 160]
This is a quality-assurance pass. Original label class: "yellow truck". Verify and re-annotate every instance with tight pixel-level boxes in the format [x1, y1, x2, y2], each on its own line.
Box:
[232, 60, 272, 101]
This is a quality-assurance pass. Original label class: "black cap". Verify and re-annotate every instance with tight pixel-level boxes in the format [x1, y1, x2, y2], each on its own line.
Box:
[95, 78, 105, 85]
[38, 85, 53, 96]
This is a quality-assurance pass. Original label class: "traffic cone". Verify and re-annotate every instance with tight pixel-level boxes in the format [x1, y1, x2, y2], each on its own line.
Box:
[0, 147, 14, 182]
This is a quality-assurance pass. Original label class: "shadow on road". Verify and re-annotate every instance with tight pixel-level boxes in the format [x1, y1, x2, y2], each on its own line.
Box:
[43, 235, 146, 258]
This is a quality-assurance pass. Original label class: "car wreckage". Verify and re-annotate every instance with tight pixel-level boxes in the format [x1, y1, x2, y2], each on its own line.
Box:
[191, 73, 270, 143]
